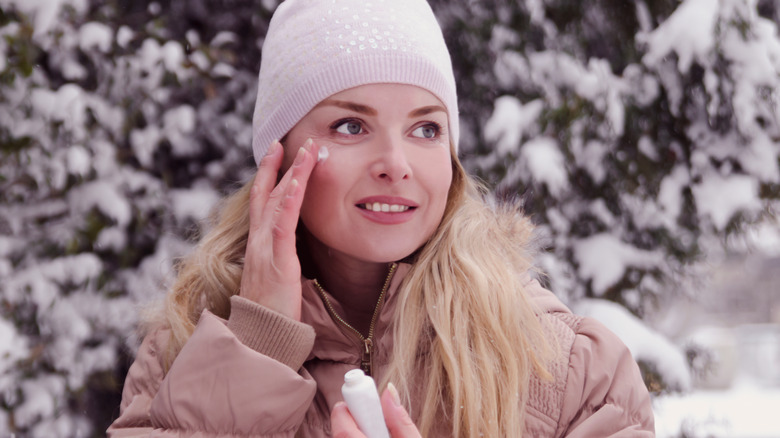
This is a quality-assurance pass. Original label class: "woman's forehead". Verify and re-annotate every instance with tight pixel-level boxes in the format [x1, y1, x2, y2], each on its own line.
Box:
[312, 84, 448, 119]
[325, 84, 447, 108]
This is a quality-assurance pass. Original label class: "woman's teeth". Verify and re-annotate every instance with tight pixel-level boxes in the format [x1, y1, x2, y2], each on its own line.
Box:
[361, 203, 411, 212]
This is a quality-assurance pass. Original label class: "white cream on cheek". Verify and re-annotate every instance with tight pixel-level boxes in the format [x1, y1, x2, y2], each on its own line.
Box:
[317, 145, 329, 162]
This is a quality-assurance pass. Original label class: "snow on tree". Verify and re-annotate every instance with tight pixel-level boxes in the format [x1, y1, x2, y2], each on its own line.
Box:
[1, 0, 779, 434]
[431, 0, 780, 392]
[0, 0, 268, 434]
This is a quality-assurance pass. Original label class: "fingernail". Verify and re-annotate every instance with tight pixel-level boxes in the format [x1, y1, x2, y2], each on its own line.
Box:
[387, 382, 401, 407]
[334, 401, 347, 409]
[294, 147, 306, 166]
[303, 138, 313, 151]
[270, 139, 281, 155]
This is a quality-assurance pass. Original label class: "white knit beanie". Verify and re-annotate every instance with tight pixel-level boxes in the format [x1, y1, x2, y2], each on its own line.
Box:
[251, 0, 459, 164]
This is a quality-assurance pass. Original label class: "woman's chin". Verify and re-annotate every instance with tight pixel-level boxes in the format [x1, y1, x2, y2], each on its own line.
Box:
[337, 242, 422, 265]
[351, 249, 416, 264]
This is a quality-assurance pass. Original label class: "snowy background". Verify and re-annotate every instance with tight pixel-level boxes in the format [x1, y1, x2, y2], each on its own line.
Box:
[1, 0, 779, 436]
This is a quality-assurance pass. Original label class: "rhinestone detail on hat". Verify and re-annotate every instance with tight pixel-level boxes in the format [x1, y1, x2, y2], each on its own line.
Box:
[252, 0, 459, 163]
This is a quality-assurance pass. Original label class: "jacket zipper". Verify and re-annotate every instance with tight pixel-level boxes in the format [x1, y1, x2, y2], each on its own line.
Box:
[313, 263, 397, 377]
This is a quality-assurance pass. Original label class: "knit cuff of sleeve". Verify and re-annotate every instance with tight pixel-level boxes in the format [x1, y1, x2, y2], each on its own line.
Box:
[227, 295, 316, 371]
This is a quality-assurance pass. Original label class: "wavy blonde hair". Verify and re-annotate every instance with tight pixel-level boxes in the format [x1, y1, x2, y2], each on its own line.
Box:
[155, 152, 553, 437]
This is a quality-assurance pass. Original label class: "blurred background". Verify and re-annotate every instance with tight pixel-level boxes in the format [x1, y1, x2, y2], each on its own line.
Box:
[1, 0, 779, 436]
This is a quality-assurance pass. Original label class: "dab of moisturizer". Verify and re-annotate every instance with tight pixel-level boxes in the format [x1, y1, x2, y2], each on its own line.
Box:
[317, 146, 329, 162]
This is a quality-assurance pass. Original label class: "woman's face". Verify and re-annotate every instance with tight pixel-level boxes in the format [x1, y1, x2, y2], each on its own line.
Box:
[283, 83, 453, 264]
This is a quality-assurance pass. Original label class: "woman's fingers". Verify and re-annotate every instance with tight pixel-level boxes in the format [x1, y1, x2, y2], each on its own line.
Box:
[271, 139, 318, 242]
[249, 140, 284, 231]
[381, 384, 421, 438]
[330, 401, 366, 438]
[239, 138, 319, 319]
[329, 384, 421, 438]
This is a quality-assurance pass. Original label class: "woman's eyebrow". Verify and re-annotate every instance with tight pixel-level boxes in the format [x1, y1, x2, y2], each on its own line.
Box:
[408, 105, 447, 118]
[314, 99, 378, 116]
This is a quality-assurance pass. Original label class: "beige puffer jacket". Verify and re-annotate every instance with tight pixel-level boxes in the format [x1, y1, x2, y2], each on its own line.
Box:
[108, 263, 654, 437]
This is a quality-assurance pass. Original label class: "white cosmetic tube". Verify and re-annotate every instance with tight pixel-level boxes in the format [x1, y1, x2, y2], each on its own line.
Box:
[341, 369, 390, 438]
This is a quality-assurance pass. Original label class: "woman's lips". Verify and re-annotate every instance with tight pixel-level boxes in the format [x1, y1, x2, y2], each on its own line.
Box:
[358, 202, 411, 212]
[355, 196, 418, 224]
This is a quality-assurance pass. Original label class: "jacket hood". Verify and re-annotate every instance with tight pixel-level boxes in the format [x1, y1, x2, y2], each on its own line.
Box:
[523, 275, 572, 315]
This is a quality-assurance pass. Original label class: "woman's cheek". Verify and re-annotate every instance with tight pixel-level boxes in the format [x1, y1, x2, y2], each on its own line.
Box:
[311, 145, 359, 178]
[305, 149, 351, 202]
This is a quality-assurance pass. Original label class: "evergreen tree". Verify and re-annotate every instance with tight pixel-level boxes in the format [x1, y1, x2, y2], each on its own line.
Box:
[1, 0, 778, 434]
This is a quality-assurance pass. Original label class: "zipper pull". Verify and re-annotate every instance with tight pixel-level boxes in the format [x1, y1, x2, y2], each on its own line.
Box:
[361, 338, 373, 376]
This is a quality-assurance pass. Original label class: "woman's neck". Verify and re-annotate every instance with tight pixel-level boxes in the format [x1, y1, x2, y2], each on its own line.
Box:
[302, 230, 392, 335]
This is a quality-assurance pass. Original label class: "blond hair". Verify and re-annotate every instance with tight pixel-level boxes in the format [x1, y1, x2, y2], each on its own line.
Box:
[156, 154, 553, 437]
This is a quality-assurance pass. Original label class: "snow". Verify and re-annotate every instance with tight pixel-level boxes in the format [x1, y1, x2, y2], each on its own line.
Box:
[637, 136, 658, 161]
[212, 62, 237, 78]
[493, 49, 529, 89]
[0, 24, 13, 71]
[170, 187, 220, 223]
[0, 200, 69, 235]
[5, 253, 103, 306]
[0, 318, 28, 379]
[261, 0, 280, 11]
[30, 84, 87, 139]
[163, 105, 198, 157]
[721, 16, 780, 88]
[86, 95, 124, 136]
[657, 165, 689, 226]
[572, 234, 662, 295]
[78, 21, 113, 53]
[2, 0, 780, 434]
[68, 182, 132, 227]
[161, 41, 185, 73]
[186, 30, 201, 48]
[739, 132, 780, 184]
[14, 376, 64, 429]
[589, 199, 616, 228]
[572, 298, 692, 391]
[211, 31, 239, 47]
[641, 0, 718, 73]
[574, 139, 608, 185]
[2, 0, 87, 39]
[117, 26, 134, 48]
[190, 51, 211, 71]
[654, 378, 780, 437]
[66, 145, 91, 176]
[95, 226, 127, 252]
[130, 125, 162, 168]
[484, 96, 543, 156]
[138, 38, 164, 73]
[518, 137, 569, 196]
[744, 220, 780, 256]
[121, 235, 191, 305]
[692, 173, 761, 231]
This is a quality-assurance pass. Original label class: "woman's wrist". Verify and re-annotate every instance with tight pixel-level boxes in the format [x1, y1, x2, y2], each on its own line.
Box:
[227, 295, 315, 370]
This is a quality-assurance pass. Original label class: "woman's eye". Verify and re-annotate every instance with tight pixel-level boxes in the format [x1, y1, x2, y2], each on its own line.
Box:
[412, 124, 440, 139]
[334, 120, 363, 135]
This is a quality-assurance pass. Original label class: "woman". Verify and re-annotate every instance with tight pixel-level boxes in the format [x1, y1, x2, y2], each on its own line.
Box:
[109, 0, 654, 436]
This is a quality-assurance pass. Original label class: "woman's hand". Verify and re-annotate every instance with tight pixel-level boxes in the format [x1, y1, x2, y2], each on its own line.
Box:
[239, 139, 319, 321]
[330, 384, 422, 438]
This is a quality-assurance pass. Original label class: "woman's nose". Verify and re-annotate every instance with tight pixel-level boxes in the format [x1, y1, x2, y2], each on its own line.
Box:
[371, 134, 412, 183]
